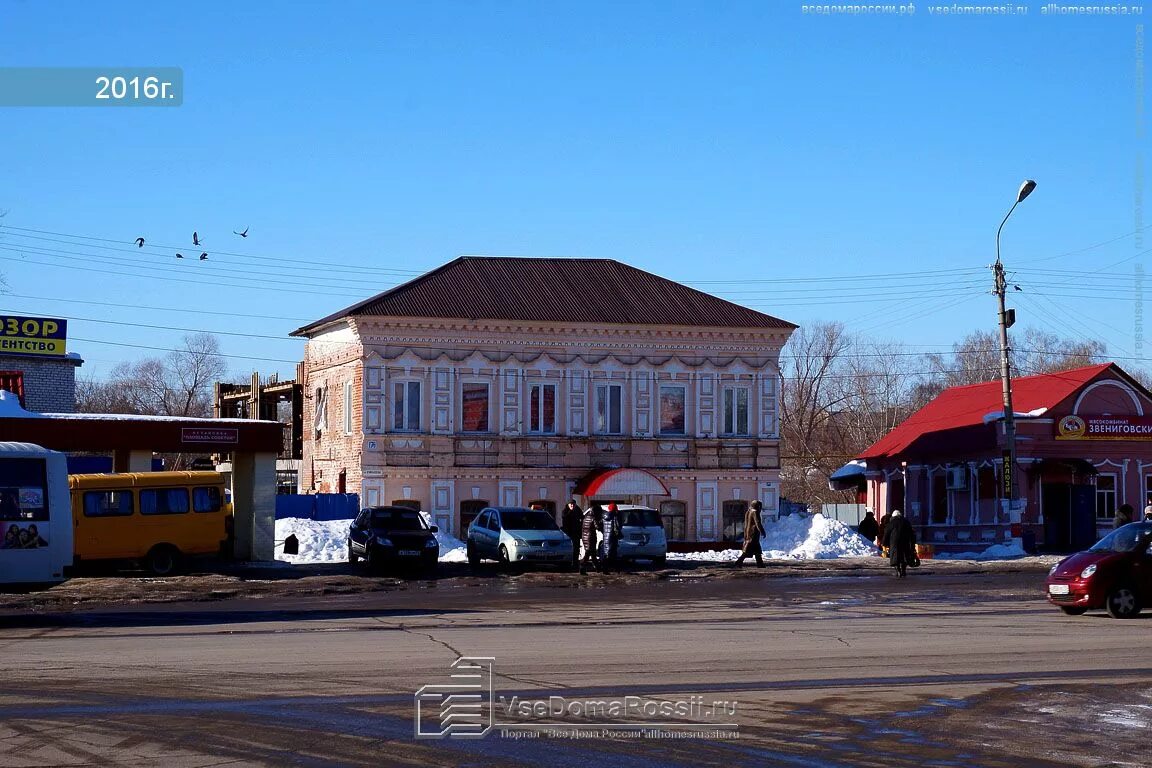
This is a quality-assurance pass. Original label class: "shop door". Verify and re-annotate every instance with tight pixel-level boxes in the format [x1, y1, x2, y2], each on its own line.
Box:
[1042, 483, 1071, 552]
[1070, 484, 1097, 551]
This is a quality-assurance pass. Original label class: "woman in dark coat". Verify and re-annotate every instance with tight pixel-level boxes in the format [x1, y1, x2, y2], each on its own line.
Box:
[857, 511, 879, 548]
[734, 500, 767, 566]
[883, 509, 917, 577]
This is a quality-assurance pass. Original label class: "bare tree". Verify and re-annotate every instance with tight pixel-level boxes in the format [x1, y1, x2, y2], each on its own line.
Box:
[77, 333, 226, 418]
[779, 322, 852, 506]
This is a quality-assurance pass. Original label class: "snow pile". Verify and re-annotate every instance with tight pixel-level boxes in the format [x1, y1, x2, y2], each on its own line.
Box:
[670, 513, 877, 562]
[275, 515, 469, 564]
[276, 517, 351, 564]
[933, 541, 1027, 560]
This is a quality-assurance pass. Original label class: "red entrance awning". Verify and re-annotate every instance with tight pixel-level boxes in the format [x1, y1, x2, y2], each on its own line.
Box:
[574, 468, 670, 497]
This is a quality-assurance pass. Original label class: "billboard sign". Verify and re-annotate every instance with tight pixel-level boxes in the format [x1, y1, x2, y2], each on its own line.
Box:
[0, 316, 67, 357]
[1055, 414, 1152, 441]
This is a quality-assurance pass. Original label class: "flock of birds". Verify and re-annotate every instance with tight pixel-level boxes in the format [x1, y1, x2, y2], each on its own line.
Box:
[133, 227, 249, 260]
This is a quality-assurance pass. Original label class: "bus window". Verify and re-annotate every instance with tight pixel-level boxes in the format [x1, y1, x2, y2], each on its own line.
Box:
[0, 458, 49, 523]
[192, 486, 222, 513]
[83, 491, 134, 517]
[139, 488, 190, 515]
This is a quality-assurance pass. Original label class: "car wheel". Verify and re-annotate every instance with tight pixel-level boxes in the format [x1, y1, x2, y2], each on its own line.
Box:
[347, 542, 359, 564]
[146, 545, 182, 576]
[364, 546, 379, 573]
[498, 545, 512, 571]
[1060, 606, 1088, 616]
[1106, 584, 1142, 619]
[467, 542, 480, 568]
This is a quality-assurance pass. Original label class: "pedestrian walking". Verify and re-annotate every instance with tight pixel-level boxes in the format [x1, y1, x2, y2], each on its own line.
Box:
[579, 504, 602, 573]
[1114, 503, 1134, 529]
[734, 500, 767, 566]
[1144, 495, 1152, 522]
[878, 513, 891, 556]
[857, 510, 879, 552]
[561, 499, 583, 568]
[599, 503, 621, 572]
[883, 509, 917, 578]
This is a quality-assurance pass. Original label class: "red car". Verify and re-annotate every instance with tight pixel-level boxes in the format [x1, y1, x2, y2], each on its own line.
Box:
[1046, 522, 1152, 618]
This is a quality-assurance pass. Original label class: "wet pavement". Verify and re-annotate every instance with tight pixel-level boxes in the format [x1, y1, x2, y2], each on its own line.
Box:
[0, 563, 1145, 767]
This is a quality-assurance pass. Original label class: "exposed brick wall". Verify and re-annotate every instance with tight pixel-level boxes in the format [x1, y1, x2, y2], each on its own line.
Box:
[300, 331, 363, 494]
[0, 354, 81, 413]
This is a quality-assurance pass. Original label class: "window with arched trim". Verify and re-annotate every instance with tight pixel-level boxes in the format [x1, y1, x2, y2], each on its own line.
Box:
[659, 501, 687, 541]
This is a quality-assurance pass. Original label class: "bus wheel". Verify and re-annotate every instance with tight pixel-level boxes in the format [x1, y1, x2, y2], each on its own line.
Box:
[146, 545, 183, 576]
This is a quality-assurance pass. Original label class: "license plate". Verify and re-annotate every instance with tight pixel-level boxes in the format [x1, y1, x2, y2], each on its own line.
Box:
[398, 549, 420, 557]
[1049, 584, 1070, 595]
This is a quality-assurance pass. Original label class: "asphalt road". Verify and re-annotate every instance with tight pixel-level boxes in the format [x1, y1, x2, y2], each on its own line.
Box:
[0, 568, 1147, 768]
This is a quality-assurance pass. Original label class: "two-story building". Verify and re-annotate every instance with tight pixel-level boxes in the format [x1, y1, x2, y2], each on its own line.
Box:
[291, 256, 796, 542]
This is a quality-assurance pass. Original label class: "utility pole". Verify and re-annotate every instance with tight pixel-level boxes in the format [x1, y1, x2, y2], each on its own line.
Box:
[994, 179, 1036, 544]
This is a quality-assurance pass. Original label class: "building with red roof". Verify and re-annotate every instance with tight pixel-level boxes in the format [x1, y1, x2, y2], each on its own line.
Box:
[839, 362, 1152, 554]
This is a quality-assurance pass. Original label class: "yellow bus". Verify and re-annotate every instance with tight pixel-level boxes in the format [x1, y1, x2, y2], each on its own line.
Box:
[68, 471, 232, 575]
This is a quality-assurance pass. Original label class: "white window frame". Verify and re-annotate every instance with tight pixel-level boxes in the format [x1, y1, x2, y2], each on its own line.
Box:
[721, 385, 750, 437]
[528, 382, 558, 434]
[391, 379, 422, 433]
[343, 381, 354, 435]
[460, 380, 492, 434]
[1097, 473, 1118, 521]
[658, 384, 687, 436]
[593, 383, 623, 435]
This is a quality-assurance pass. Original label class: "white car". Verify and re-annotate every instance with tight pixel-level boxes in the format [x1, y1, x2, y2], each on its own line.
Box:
[466, 506, 572, 568]
[613, 504, 668, 565]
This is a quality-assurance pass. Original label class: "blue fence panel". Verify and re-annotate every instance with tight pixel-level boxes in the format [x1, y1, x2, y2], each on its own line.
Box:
[275, 493, 360, 521]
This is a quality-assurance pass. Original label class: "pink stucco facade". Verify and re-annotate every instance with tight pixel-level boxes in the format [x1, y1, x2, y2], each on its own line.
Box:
[299, 315, 793, 542]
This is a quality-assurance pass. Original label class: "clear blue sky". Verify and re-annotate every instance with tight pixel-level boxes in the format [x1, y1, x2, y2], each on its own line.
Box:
[0, 1, 1147, 380]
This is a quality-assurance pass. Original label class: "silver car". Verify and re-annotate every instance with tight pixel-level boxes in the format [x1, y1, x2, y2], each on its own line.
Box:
[614, 505, 668, 565]
[466, 506, 572, 568]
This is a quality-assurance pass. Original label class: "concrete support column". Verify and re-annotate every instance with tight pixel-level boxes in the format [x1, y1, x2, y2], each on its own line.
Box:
[230, 451, 277, 561]
[113, 450, 153, 473]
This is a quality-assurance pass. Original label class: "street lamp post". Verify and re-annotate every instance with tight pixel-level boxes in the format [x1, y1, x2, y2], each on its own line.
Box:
[993, 179, 1036, 544]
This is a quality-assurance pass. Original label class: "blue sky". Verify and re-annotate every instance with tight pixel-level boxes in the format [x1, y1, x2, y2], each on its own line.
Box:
[0, 1, 1148, 379]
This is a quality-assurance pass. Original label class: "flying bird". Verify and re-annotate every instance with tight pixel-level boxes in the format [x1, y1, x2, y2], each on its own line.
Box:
[192, 231, 201, 246]
[176, 253, 184, 259]
[134, 237, 145, 248]
[199, 252, 208, 261]
[233, 226, 249, 238]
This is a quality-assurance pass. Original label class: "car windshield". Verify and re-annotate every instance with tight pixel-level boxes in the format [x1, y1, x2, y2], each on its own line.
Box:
[499, 511, 558, 531]
[622, 510, 661, 527]
[371, 510, 426, 531]
[1088, 523, 1152, 553]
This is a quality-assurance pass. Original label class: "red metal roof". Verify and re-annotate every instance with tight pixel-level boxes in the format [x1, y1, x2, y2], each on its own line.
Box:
[292, 256, 795, 336]
[858, 363, 1115, 460]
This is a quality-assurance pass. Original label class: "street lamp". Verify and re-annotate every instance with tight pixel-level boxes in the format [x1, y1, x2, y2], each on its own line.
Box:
[993, 179, 1036, 542]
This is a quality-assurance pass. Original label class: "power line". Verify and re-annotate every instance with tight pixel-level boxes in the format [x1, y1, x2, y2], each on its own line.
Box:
[2, 293, 311, 322]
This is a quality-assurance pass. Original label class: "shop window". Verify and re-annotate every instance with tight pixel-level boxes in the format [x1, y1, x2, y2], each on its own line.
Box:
[659, 500, 687, 541]
[721, 500, 749, 542]
[931, 474, 948, 524]
[1096, 475, 1118, 520]
[461, 383, 490, 432]
[460, 500, 489, 532]
[977, 466, 997, 501]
